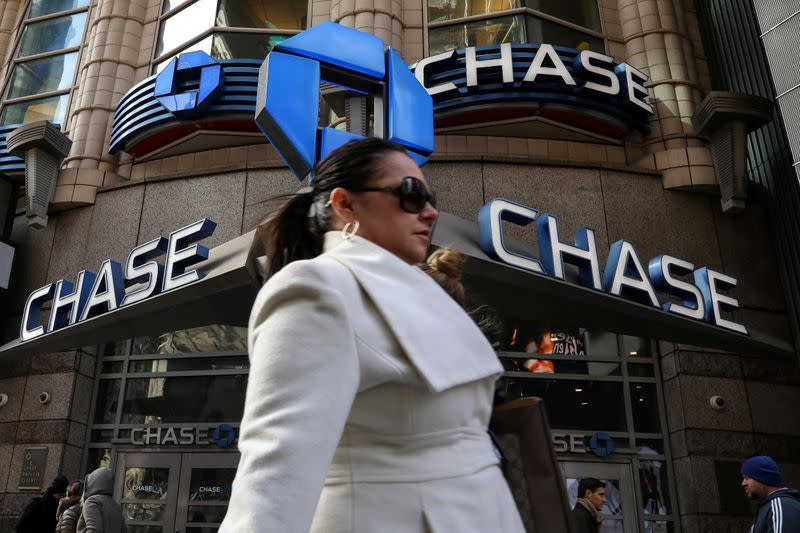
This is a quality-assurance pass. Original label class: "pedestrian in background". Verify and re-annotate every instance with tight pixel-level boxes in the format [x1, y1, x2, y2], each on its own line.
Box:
[741, 455, 800, 533]
[77, 468, 126, 533]
[56, 480, 84, 533]
[572, 477, 606, 533]
[15, 475, 68, 533]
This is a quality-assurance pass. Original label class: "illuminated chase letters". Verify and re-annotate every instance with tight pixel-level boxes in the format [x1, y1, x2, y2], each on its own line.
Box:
[20, 218, 216, 342]
[478, 199, 747, 334]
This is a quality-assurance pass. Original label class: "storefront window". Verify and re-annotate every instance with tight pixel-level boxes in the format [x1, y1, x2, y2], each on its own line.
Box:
[631, 383, 661, 433]
[427, 0, 603, 55]
[503, 377, 628, 431]
[121, 375, 247, 424]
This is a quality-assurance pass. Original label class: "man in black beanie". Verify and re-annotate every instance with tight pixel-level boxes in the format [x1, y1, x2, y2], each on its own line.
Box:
[16, 475, 69, 533]
[741, 455, 800, 533]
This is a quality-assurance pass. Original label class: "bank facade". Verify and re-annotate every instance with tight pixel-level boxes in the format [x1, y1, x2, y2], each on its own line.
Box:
[0, 0, 798, 532]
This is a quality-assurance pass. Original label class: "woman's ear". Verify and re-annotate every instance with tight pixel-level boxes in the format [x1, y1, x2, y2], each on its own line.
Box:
[329, 187, 357, 225]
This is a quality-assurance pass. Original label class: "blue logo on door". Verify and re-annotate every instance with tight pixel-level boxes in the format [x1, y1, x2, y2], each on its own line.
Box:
[254, 22, 434, 181]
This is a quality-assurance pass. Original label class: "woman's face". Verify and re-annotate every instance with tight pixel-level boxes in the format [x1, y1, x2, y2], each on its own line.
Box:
[337, 150, 438, 264]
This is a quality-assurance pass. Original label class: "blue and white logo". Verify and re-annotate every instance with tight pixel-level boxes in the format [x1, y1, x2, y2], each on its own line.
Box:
[589, 432, 614, 458]
[212, 423, 237, 448]
[255, 22, 434, 181]
[155, 51, 225, 116]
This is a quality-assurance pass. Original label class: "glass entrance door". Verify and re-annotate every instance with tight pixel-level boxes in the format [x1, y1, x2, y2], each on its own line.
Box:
[561, 461, 637, 533]
[115, 453, 181, 533]
[174, 453, 239, 533]
[114, 452, 239, 533]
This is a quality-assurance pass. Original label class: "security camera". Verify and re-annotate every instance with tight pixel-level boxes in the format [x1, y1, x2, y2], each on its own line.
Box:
[39, 392, 51, 405]
[709, 395, 726, 410]
[0, 394, 8, 408]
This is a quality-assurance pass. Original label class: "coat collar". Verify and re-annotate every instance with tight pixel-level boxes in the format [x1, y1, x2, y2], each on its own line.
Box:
[322, 231, 502, 392]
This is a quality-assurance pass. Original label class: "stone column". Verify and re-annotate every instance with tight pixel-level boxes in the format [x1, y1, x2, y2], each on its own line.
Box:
[0, 0, 22, 84]
[616, 0, 717, 191]
[330, 0, 403, 51]
[53, 0, 154, 208]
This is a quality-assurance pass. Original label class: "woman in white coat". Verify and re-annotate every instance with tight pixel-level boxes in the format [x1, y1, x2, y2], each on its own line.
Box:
[220, 138, 525, 533]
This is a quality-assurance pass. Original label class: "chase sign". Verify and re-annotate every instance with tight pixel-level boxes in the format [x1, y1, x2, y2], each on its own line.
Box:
[414, 43, 654, 138]
[479, 198, 747, 334]
[255, 22, 434, 181]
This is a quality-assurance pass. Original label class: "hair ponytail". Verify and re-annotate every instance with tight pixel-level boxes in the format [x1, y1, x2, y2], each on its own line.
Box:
[257, 137, 407, 281]
[258, 190, 322, 280]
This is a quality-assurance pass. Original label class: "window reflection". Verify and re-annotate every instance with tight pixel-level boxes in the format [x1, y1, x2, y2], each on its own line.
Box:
[18, 12, 87, 57]
[154, 35, 213, 73]
[429, 15, 526, 54]
[216, 0, 307, 30]
[94, 379, 121, 424]
[5, 52, 79, 99]
[637, 444, 671, 516]
[212, 32, 289, 60]
[132, 325, 248, 354]
[429, 0, 523, 23]
[162, 0, 194, 14]
[155, 0, 216, 57]
[0, 94, 69, 125]
[526, 16, 603, 51]
[27, 0, 89, 18]
[526, 0, 601, 31]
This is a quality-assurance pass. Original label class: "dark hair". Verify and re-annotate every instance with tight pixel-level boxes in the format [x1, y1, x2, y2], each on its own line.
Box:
[67, 480, 83, 498]
[258, 137, 407, 280]
[577, 478, 604, 498]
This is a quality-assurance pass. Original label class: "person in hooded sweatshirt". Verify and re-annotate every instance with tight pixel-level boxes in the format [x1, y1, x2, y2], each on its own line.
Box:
[16, 475, 68, 533]
[56, 481, 84, 533]
[741, 455, 800, 533]
[77, 468, 126, 533]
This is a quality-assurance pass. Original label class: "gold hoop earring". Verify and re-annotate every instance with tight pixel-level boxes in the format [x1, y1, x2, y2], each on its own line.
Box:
[342, 221, 360, 240]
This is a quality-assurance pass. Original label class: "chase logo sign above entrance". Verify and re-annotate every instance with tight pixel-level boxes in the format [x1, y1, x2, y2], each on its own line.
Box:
[255, 22, 434, 181]
[413, 44, 654, 138]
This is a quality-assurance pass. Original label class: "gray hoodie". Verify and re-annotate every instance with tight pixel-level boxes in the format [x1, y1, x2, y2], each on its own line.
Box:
[77, 468, 126, 533]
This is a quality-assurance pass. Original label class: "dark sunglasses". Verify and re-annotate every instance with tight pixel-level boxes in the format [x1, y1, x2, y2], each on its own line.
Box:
[350, 176, 437, 214]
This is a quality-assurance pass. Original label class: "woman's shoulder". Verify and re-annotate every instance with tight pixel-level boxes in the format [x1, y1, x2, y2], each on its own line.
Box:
[263, 255, 354, 292]
[251, 256, 358, 317]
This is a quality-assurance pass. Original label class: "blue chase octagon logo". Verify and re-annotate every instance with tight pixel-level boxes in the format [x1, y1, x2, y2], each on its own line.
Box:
[154, 50, 225, 116]
[255, 22, 434, 182]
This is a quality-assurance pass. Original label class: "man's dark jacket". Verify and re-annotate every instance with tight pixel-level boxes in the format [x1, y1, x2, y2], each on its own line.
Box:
[750, 488, 800, 533]
[571, 503, 599, 533]
[16, 488, 60, 533]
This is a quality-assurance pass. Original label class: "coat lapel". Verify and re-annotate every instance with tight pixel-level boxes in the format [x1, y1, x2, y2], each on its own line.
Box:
[323, 232, 502, 392]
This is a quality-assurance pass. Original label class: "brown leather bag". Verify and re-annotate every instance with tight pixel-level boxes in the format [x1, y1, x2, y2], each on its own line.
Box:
[490, 397, 575, 533]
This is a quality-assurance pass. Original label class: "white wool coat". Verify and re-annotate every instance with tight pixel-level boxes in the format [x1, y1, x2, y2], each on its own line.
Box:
[219, 232, 525, 533]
